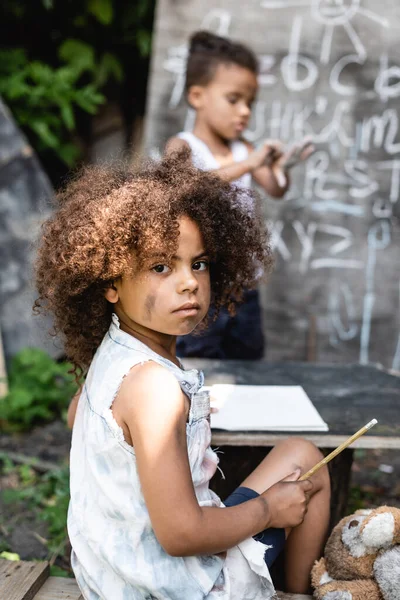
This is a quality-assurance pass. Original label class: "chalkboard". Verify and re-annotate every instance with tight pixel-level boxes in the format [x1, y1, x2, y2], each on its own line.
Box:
[144, 0, 400, 369]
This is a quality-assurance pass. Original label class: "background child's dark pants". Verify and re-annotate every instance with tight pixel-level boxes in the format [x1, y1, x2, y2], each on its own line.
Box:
[177, 289, 264, 359]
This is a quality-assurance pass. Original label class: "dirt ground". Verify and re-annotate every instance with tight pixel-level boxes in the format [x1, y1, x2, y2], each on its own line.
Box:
[1, 420, 400, 565]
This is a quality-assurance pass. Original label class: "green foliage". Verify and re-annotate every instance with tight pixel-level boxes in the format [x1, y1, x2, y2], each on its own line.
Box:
[87, 0, 114, 25]
[0, 348, 78, 432]
[1, 459, 70, 559]
[0, 44, 116, 165]
[347, 484, 377, 513]
[1, 0, 155, 167]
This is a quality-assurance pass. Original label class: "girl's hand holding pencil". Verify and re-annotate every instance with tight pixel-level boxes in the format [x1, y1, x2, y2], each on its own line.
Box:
[261, 469, 313, 529]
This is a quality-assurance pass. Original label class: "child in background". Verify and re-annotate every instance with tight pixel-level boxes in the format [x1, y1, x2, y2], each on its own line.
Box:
[38, 155, 330, 599]
[166, 31, 313, 360]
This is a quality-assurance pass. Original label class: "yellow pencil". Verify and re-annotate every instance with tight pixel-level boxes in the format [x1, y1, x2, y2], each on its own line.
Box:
[299, 419, 378, 481]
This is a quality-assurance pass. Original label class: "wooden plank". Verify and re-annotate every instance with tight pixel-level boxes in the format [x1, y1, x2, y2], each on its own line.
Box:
[0, 559, 49, 600]
[31, 577, 310, 600]
[212, 432, 400, 449]
[277, 593, 312, 599]
[33, 576, 83, 600]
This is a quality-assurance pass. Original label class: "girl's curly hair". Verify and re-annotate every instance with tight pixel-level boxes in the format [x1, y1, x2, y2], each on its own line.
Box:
[34, 151, 273, 372]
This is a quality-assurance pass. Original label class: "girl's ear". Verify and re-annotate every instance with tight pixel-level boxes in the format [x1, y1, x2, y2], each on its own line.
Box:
[104, 283, 119, 304]
[187, 85, 205, 109]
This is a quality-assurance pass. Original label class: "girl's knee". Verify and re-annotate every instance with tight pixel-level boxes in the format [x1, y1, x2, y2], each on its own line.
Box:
[276, 437, 322, 462]
[276, 437, 330, 490]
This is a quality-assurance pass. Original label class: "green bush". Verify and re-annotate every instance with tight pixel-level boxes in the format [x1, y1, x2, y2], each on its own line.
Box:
[1, 0, 155, 168]
[1, 458, 71, 564]
[0, 42, 120, 165]
[0, 348, 78, 431]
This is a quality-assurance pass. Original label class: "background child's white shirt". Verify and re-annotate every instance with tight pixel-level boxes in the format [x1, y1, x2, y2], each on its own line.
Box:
[68, 312, 275, 600]
[177, 131, 252, 191]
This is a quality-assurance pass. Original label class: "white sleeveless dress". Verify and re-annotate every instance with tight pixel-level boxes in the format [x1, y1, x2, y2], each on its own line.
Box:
[68, 313, 275, 600]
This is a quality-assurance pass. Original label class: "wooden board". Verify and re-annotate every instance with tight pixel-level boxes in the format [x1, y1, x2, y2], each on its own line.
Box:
[143, 0, 400, 370]
[0, 559, 49, 600]
[31, 577, 308, 600]
[30, 574, 310, 600]
[277, 594, 312, 600]
[32, 576, 83, 600]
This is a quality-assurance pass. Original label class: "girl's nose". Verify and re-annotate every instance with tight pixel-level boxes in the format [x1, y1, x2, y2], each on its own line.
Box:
[178, 269, 198, 294]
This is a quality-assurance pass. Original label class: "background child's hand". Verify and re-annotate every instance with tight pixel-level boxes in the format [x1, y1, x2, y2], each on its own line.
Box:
[260, 468, 313, 529]
[270, 136, 315, 188]
[248, 141, 282, 171]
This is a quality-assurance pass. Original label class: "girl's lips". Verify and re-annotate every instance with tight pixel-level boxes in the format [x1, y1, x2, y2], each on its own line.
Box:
[174, 307, 200, 317]
[173, 303, 201, 316]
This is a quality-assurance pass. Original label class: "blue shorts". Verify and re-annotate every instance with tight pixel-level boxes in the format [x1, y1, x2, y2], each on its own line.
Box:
[224, 486, 285, 568]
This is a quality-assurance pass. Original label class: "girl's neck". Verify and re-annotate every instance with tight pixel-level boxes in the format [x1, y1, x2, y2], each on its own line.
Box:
[116, 312, 180, 368]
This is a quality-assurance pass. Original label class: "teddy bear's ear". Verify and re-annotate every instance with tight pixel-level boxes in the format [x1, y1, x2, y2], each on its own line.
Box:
[348, 519, 360, 529]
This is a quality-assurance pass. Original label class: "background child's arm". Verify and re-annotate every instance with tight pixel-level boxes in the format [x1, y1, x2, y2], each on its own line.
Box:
[115, 361, 312, 557]
[165, 137, 276, 187]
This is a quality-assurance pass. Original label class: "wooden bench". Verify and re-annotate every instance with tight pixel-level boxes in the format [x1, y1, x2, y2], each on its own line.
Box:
[184, 359, 400, 527]
[0, 559, 312, 599]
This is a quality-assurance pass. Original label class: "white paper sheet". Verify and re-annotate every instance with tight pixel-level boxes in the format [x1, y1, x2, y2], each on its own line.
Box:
[208, 385, 329, 432]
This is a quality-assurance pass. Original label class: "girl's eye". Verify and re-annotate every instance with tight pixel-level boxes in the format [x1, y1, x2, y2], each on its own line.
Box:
[152, 264, 170, 274]
[192, 260, 209, 272]
[227, 96, 238, 105]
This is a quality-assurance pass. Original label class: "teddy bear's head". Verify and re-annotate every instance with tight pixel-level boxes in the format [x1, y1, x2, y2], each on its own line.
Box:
[323, 509, 378, 580]
[312, 506, 400, 600]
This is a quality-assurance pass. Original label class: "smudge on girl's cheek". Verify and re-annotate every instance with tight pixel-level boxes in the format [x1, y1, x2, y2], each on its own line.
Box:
[144, 294, 156, 320]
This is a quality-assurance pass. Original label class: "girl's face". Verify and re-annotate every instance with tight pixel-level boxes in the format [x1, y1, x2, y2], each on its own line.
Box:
[189, 63, 258, 141]
[106, 216, 211, 345]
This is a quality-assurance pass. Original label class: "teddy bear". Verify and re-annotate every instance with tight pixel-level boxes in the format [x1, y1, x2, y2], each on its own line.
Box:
[311, 506, 400, 600]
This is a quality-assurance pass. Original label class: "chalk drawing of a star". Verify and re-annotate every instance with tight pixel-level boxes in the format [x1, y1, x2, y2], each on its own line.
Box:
[260, 0, 389, 63]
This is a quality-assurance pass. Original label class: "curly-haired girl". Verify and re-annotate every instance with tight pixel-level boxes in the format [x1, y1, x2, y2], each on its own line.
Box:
[35, 154, 329, 599]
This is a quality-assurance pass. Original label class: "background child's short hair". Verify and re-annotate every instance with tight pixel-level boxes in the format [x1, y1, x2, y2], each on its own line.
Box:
[185, 30, 259, 94]
[35, 151, 272, 372]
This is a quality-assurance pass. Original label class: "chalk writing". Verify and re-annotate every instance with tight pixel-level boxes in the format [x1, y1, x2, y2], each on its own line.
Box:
[152, 0, 400, 368]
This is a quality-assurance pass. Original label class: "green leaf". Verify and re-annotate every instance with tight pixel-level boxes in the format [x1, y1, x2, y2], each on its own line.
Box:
[60, 102, 75, 130]
[74, 86, 105, 113]
[136, 29, 152, 58]
[0, 551, 20, 561]
[57, 143, 81, 166]
[58, 39, 95, 73]
[50, 565, 70, 577]
[29, 120, 59, 148]
[95, 53, 124, 87]
[87, 0, 113, 25]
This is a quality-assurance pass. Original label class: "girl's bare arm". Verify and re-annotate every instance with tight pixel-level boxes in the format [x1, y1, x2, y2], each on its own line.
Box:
[115, 362, 312, 557]
[115, 362, 269, 556]
[67, 386, 82, 429]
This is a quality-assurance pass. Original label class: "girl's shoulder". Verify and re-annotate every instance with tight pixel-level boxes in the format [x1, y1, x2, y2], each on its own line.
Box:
[112, 360, 190, 437]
